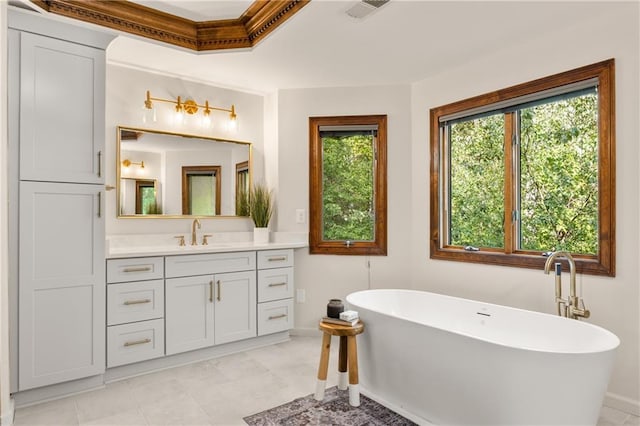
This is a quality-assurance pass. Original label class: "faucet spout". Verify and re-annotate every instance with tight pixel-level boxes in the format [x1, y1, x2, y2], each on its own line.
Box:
[544, 251, 576, 299]
[191, 218, 201, 245]
[543, 251, 589, 319]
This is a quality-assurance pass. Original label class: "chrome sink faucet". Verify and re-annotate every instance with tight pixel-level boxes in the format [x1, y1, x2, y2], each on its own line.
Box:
[543, 251, 590, 320]
[191, 218, 201, 245]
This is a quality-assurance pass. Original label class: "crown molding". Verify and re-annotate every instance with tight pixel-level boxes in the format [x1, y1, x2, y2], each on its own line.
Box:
[29, 0, 310, 52]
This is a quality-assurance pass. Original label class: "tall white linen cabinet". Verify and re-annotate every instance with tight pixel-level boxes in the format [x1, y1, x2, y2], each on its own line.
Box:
[8, 9, 115, 392]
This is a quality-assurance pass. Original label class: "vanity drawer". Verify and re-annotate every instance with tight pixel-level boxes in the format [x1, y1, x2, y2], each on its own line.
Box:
[165, 251, 256, 278]
[257, 249, 293, 270]
[258, 267, 294, 303]
[107, 319, 164, 368]
[107, 257, 164, 283]
[257, 299, 294, 336]
[107, 280, 164, 326]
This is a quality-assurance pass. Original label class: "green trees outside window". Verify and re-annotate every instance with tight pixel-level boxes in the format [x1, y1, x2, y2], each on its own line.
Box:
[321, 132, 375, 241]
[448, 93, 598, 255]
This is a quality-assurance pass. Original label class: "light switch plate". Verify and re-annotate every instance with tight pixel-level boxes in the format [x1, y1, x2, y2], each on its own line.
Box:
[295, 209, 305, 224]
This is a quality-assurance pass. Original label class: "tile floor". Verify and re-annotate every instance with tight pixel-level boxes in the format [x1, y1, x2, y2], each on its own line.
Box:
[12, 336, 640, 426]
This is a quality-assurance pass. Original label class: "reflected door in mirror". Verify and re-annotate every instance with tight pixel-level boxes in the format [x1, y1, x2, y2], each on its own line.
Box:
[120, 178, 159, 215]
[182, 166, 221, 215]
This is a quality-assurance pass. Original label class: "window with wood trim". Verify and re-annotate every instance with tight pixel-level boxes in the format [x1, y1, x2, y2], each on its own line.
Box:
[430, 59, 615, 276]
[309, 115, 387, 255]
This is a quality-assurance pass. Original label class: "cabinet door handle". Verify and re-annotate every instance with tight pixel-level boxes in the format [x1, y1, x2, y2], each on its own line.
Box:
[217, 280, 222, 301]
[124, 338, 151, 347]
[268, 314, 287, 320]
[122, 266, 152, 273]
[268, 282, 287, 287]
[97, 192, 102, 218]
[123, 299, 151, 305]
[209, 280, 213, 302]
[268, 256, 287, 262]
[97, 150, 102, 178]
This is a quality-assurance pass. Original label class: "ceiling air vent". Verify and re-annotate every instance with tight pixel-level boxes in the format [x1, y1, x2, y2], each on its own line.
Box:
[345, 0, 390, 20]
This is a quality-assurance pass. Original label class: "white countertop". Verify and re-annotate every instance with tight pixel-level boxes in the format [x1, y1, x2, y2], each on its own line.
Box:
[106, 232, 308, 258]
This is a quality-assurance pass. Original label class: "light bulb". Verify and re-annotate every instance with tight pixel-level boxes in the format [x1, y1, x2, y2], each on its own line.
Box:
[202, 111, 212, 128]
[174, 107, 184, 125]
[142, 105, 156, 124]
[227, 116, 238, 133]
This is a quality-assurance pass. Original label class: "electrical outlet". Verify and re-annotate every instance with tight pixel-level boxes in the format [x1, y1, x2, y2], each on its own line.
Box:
[295, 208, 306, 224]
[296, 289, 306, 303]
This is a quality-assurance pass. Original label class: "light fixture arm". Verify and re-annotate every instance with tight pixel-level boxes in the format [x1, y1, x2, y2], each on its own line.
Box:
[144, 90, 236, 118]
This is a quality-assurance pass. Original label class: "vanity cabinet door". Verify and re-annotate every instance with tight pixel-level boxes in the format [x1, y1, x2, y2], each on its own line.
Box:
[18, 181, 105, 390]
[214, 271, 257, 345]
[165, 275, 215, 355]
[19, 32, 105, 184]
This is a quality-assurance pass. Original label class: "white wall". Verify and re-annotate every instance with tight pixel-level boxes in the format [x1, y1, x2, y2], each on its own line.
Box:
[410, 3, 639, 413]
[275, 85, 413, 331]
[105, 64, 264, 235]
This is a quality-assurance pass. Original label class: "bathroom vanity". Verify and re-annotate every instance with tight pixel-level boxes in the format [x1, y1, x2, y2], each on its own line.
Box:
[105, 245, 297, 369]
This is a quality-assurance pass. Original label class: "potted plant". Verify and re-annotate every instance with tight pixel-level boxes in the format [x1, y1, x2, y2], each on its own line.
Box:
[249, 183, 274, 244]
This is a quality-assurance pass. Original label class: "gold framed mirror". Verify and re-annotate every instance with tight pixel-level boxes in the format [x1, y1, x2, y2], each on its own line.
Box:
[117, 126, 252, 218]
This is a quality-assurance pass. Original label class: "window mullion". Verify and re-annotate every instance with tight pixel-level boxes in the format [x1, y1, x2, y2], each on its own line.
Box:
[504, 112, 515, 254]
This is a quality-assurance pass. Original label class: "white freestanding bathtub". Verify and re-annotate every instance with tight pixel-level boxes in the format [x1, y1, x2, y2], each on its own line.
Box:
[346, 289, 619, 426]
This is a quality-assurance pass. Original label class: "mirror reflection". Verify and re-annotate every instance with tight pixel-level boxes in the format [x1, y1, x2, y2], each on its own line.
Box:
[117, 126, 251, 218]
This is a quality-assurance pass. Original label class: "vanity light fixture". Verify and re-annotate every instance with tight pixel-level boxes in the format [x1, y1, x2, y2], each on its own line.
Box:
[122, 159, 145, 169]
[143, 90, 237, 130]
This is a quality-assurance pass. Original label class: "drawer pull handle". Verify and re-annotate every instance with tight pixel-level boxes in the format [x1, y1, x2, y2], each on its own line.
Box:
[124, 299, 151, 305]
[268, 314, 287, 320]
[122, 266, 152, 273]
[217, 280, 222, 302]
[268, 282, 287, 287]
[124, 338, 151, 347]
[268, 257, 287, 262]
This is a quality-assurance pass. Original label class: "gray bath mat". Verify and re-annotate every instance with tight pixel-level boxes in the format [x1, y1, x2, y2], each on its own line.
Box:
[243, 386, 417, 425]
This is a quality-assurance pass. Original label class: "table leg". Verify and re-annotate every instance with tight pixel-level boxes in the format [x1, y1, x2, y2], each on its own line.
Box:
[338, 336, 348, 390]
[347, 335, 360, 407]
[315, 332, 332, 400]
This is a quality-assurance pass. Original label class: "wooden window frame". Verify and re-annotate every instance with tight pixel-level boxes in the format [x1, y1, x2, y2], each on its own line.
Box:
[309, 115, 388, 255]
[430, 59, 615, 276]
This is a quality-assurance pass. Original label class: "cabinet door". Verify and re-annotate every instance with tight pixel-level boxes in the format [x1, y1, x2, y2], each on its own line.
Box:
[19, 32, 105, 183]
[19, 181, 105, 390]
[214, 271, 257, 345]
[165, 275, 215, 355]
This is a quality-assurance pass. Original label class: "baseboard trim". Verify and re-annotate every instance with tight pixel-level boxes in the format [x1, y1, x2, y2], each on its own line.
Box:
[12, 375, 105, 408]
[604, 392, 640, 416]
[0, 397, 15, 425]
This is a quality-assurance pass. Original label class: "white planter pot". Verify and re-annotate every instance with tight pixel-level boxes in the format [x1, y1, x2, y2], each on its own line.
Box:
[253, 227, 269, 244]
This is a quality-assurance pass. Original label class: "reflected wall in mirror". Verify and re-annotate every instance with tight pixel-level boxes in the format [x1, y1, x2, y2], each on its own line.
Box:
[117, 126, 251, 218]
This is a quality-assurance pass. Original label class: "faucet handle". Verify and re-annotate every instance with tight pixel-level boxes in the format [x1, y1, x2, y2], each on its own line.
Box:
[577, 298, 591, 319]
[174, 235, 186, 246]
[202, 234, 213, 245]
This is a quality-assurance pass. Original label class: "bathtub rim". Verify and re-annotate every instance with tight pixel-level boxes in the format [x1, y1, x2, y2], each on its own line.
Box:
[346, 288, 620, 355]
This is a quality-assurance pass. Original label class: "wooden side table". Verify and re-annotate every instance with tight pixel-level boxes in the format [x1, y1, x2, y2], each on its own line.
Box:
[314, 320, 365, 407]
